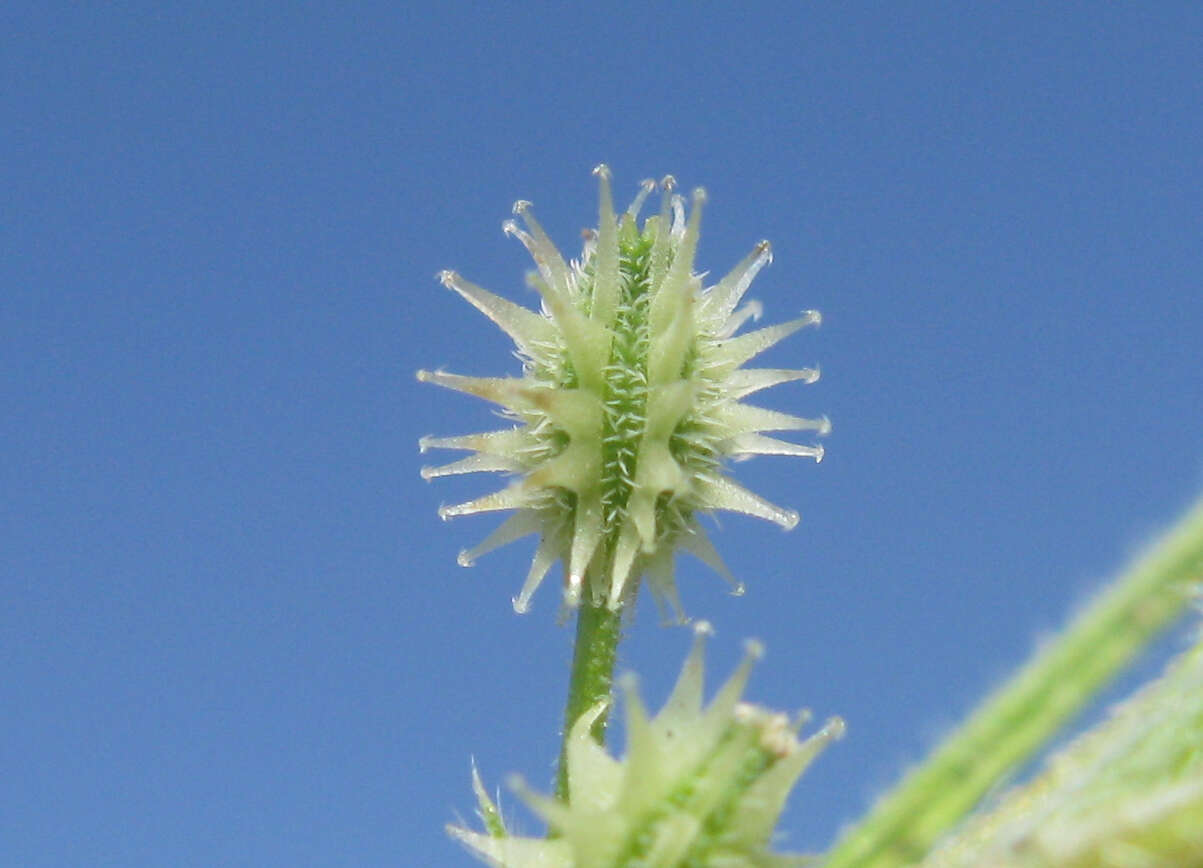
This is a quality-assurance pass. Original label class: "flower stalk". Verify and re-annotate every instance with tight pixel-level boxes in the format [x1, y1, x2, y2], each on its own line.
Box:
[557, 596, 622, 801]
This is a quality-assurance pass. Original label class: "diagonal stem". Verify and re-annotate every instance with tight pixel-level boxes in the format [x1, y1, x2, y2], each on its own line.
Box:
[823, 495, 1203, 868]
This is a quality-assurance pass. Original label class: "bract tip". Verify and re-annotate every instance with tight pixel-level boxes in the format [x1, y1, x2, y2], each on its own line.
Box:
[563, 573, 584, 608]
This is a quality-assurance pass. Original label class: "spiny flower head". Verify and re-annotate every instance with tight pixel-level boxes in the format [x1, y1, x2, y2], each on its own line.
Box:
[419, 166, 827, 617]
[449, 623, 844, 868]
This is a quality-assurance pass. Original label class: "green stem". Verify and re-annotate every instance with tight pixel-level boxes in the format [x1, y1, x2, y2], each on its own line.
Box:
[555, 597, 623, 802]
[823, 496, 1203, 868]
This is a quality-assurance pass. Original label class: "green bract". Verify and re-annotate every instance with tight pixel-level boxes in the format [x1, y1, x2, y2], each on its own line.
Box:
[419, 167, 826, 617]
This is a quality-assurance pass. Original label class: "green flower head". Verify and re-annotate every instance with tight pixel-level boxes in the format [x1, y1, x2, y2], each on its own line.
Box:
[449, 623, 844, 868]
[419, 166, 826, 617]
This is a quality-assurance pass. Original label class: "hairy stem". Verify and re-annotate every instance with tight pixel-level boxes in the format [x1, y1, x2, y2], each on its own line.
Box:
[555, 597, 622, 802]
[823, 495, 1203, 868]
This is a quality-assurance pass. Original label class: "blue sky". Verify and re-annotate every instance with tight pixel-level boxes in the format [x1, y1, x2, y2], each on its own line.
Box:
[3, 3, 1201, 865]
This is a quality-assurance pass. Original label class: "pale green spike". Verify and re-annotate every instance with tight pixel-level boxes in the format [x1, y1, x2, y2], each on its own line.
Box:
[698, 640, 765, 741]
[650, 187, 706, 336]
[715, 299, 763, 339]
[419, 428, 530, 457]
[656, 621, 713, 731]
[677, 526, 744, 595]
[669, 193, 686, 238]
[700, 475, 800, 529]
[437, 270, 555, 351]
[415, 370, 534, 411]
[711, 311, 821, 370]
[512, 533, 560, 614]
[590, 164, 621, 328]
[626, 484, 660, 554]
[420, 452, 519, 481]
[729, 433, 825, 462]
[648, 175, 677, 290]
[504, 216, 609, 388]
[724, 366, 820, 399]
[512, 260, 610, 389]
[700, 239, 773, 327]
[509, 200, 573, 301]
[567, 490, 604, 588]
[714, 403, 831, 436]
[625, 442, 686, 554]
[607, 521, 642, 610]
[625, 177, 656, 219]
[457, 510, 544, 568]
[439, 484, 536, 520]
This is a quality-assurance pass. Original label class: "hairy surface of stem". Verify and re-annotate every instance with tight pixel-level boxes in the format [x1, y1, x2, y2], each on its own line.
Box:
[823, 495, 1203, 868]
[556, 597, 622, 802]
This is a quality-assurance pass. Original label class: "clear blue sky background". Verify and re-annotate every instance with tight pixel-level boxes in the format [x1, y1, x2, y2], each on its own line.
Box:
[3, 4, 1201, 866]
